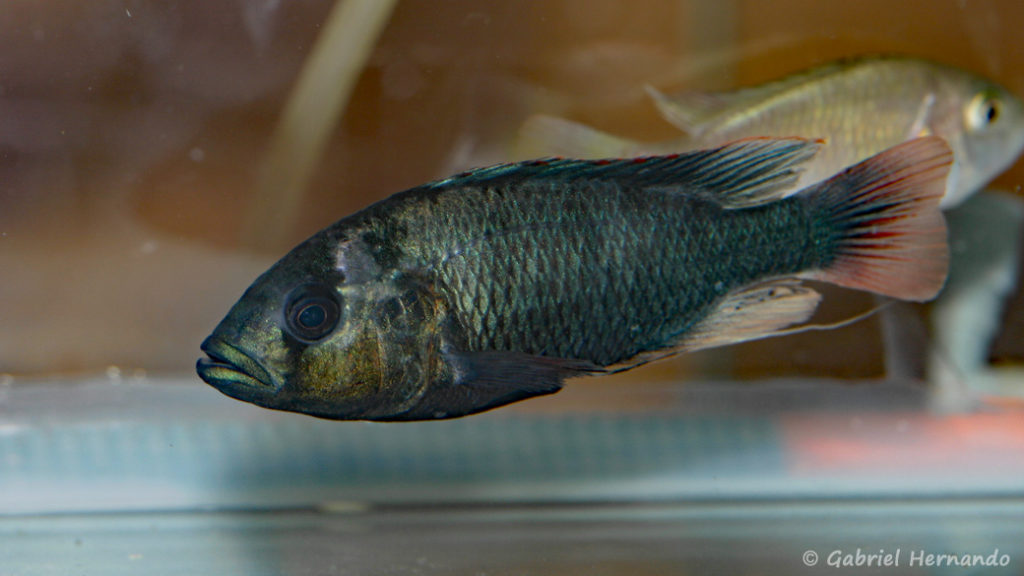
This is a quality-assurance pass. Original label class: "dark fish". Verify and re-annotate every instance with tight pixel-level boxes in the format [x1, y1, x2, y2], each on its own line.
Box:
[198, 137, 951, 421]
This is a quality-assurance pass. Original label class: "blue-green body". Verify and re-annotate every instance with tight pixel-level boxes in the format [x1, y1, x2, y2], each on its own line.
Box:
[365, 162, 827, 367]
[198, 137, 950, 421]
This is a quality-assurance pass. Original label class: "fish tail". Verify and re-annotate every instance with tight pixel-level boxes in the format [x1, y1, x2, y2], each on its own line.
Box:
[801, 136, 952, 301]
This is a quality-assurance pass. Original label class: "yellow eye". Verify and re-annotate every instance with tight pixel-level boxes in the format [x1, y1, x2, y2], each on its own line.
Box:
[966, 91, 1002, 131]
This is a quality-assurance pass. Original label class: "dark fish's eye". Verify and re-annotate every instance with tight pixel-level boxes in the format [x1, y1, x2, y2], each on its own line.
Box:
[285, 283, 341, 343]
[966, 91, 1002, 131]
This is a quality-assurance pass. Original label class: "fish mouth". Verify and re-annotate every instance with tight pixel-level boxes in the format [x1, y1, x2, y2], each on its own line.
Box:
[197, 337, 279, 399]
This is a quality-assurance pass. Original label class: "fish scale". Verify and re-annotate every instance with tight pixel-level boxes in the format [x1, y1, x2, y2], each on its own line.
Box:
[401, 180, 823, 367]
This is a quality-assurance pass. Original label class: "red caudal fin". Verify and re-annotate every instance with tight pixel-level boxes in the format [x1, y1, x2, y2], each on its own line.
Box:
[800, 136, 952, 301]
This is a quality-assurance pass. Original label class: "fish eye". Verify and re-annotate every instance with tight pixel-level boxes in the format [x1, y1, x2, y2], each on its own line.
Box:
[284, 283, 342, 343]
[966, 91, 1002, 131]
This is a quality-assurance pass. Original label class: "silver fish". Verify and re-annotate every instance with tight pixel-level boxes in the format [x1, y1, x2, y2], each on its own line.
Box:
[519, 56, 1024, 208]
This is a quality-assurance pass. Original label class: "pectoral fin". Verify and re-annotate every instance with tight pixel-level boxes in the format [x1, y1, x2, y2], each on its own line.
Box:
[384, 350, 601, 420]
[907, 93, 936, 139]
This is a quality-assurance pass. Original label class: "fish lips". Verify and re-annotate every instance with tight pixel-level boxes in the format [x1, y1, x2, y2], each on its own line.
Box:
[197, 337, 279, 402]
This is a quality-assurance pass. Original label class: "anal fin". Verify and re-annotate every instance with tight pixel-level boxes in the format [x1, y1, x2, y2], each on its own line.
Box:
[676, 279, 822, 352]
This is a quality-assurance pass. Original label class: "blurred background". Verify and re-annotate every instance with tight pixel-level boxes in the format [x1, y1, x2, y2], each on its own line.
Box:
[4, 0, 1024, 379]
[2, 1, 1024, 574]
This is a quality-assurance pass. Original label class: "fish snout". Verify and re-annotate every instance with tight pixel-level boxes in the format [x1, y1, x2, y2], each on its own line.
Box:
[197, 336, 279, 401]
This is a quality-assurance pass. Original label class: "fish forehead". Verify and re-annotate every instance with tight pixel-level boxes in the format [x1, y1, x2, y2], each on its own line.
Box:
[212, 233, 345, 351]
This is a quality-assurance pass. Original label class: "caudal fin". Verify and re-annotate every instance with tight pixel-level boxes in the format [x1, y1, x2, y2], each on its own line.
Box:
[801, 136, 952, 302]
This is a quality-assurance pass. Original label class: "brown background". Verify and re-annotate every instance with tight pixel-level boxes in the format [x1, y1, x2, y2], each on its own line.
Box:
[2, 0, 1021, 386]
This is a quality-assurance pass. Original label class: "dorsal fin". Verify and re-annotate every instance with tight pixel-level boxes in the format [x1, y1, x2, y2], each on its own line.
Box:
[428, 137, 821, 208]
